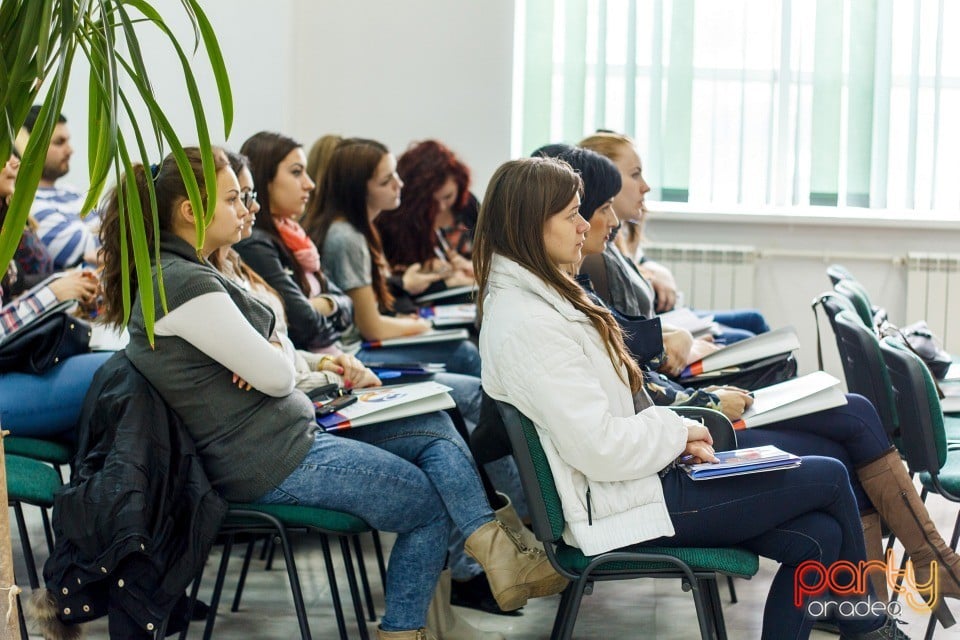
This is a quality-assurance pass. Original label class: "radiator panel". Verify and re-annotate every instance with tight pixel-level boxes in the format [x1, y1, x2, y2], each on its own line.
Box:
[906, 252, 960, 354]
[642, 244, 758, 310]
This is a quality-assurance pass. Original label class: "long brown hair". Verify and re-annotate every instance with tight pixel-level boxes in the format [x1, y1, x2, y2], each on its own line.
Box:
[98, 147, 228, 327]
[305, 134, 343, 213]
[474, 157, 643, 392]
[303, 138, 395, 310]
[240, 131, 321, 296]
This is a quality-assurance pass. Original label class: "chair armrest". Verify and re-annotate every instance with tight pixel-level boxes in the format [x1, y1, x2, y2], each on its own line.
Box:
[670, 406, 737, 452]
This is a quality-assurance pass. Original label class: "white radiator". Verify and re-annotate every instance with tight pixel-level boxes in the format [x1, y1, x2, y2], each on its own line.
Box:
[905, 252, 960, 354]
[642, 243, 758, 310]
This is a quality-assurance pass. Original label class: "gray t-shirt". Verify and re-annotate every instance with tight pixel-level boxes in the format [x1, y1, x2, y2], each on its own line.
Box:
[322, 220, 372, 292]
[321, 220, 374, 346]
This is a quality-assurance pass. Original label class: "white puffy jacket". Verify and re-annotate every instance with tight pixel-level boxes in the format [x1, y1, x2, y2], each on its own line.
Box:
[480, 255, 693, 556]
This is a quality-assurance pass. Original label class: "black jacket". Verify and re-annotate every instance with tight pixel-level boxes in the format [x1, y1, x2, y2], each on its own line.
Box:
[235, 228, 353, 350]
[42, 351, 227, 632]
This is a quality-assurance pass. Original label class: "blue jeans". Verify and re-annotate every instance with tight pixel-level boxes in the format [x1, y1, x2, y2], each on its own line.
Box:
[698, 309, 770, 344]
[358, 339, 482, 378]
[737, 394, 891, 511]
[257, 411, 494, 632]
[0, 351, 113, 439]
[651, 456, 883, 639]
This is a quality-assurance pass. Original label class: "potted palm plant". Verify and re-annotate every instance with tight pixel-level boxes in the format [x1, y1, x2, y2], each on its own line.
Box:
[0, 1, 232, 633]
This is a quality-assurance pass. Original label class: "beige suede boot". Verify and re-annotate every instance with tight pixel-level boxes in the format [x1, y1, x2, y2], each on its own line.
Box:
[464, 520, 568, 611]
[377, 627, 438, 640]
[861, 511, 889, 601]
[857, 448, 960, 626]
[426, 569, 505, 640]
[494, 493, 543, 553]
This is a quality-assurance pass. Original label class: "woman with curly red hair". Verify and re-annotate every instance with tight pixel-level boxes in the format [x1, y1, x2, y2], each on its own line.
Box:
[375, 140, 476, 296]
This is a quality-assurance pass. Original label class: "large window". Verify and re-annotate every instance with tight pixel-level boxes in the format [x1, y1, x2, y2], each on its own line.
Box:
[513, 0, 960, 211]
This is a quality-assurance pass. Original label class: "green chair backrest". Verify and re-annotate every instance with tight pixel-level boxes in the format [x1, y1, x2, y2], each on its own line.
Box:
[833, 310, 899, 435]
[835, 280, 875, 328]
[826, 264, 856, 286]
[879, 336, 947, 473]
[496, 402, 567, 543]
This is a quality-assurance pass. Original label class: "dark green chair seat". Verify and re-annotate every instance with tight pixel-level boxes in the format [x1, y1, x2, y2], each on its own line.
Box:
[945, 416, 960, 442]
[497, 402, 758, 640]
[226, 503, 371, 534]
[6, 453, 61, 507]
[4, 436, 73, 466]
[6, 453, 62, 601]
[556, 542, 759, 577]
[195, 502, 376, 640]
[918, 452, 960, 496]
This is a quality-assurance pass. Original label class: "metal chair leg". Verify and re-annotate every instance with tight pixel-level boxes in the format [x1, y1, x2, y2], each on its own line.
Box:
[265, 535, 278, 570]
[180, 563, 207, 640]
[202, 536, 234, 640]
[371, 530, 387, 587]
[320, 535, 349, 640]
[550, 583, 575, 640]
[708, 578, 728, 640]
[231, 537, 258, 612]
[13, 503, 39, 589]
[686, 577, 712, 640]
[40, 508, 54, 554]
[352, 535, 377, 621]
[558, 576, 591, 640]
[725, 575, 737, 604]
[339, 537, 370, 640]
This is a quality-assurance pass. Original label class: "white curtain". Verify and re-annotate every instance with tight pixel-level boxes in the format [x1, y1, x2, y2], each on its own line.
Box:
[515, 0, 960, 212]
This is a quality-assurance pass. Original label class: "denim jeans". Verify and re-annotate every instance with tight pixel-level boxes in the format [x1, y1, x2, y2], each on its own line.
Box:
[650, 455, 883, 639]
[737, 394, 891, 511]
[257, 411, 494, 631]
[0, 350, 113, 439]
[358, 339, 482, 378]
[698, 308, 770, 344]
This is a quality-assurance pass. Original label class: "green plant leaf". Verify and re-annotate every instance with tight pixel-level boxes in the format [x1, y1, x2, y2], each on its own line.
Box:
[182, 0, 233, 137]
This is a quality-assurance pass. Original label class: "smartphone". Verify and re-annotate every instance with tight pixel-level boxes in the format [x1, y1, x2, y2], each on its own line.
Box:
[315, 394, 358, 417]
[307, 382, 340, 401]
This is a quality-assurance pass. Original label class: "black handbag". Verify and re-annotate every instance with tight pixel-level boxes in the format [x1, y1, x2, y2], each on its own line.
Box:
[0, 301, 92, 374]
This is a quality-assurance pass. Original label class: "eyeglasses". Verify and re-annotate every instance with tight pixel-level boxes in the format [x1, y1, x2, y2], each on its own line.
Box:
[240, 191, 258, 209]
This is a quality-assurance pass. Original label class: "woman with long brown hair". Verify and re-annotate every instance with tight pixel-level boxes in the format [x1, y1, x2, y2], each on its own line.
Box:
[474, 156, 908, 640]
[303, 137, 482, 379]
[97, 146, 565, 640]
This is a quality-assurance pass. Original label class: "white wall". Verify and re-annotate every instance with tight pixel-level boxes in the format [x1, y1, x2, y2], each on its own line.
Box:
[59, 0, 515, 195]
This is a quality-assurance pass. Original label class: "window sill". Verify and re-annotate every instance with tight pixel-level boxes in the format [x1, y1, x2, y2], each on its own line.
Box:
[651, 202, 960, 231]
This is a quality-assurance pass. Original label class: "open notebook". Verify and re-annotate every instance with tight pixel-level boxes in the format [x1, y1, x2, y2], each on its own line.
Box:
[732, 371, 847, 430]
[680, 326, 800, 379]
[317, 381, 455, 431]
[361, 328, 469, 349]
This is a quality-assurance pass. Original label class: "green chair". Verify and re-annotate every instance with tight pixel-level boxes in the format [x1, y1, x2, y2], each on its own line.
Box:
[879, 336, 960, 640]
[193, 503, 376, 640]
[6, 452, 63, 640]
[496, 402, 759, 640]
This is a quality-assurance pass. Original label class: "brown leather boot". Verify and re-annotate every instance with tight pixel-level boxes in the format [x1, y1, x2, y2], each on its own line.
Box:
[426, 569, 505, 640]
[857, 448, 960, 626]
[494, 492, 543, 553]
[377, 627, 438, 640]
[464, 520, 568, 611]
[861, 511, 889, 601]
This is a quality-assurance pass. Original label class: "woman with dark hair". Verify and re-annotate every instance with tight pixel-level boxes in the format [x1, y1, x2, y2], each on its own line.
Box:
[475, 156, 910, 640]
[374, 140, 475, 296]
[97, 146, 565, 640]
[579, 131, 770, 343]
[543, 144, 960, 625]
[233, 131, 353, 352]
[302, 137, 482, 379]
[0, 152, 109, 439]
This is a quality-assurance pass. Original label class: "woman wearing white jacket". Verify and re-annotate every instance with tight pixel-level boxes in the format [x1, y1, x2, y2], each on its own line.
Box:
[473, 157, 908, 640]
